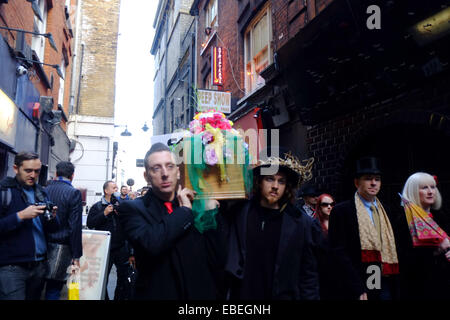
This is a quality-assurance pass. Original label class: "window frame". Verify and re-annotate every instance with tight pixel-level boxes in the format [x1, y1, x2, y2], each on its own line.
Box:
[205, 0, 218, 29]
[31, 0, 48, 62]
[244, 3, 272, 94]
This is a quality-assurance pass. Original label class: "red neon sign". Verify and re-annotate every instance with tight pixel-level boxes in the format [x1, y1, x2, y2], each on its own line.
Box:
[212, 46, 223, 86]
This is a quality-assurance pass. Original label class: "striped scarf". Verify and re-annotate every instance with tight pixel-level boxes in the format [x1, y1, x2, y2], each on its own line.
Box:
[354, 193, 399, 275]
[400, 196, 448, 247]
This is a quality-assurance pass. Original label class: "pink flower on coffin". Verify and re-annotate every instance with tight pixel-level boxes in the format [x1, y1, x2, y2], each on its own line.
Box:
[189, 119, 203, 134]
[205, 146, 218, 166]
[202, 131, 214, 145]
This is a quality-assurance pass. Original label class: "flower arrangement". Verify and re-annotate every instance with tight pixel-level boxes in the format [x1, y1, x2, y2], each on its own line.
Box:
[188, 109, 243, 171]
[182, 108, 252, 233]
[189, 109, 236, 134]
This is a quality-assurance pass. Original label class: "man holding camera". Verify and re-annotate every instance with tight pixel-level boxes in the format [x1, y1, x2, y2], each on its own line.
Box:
[0, 152, 60, 300]
[87, 180, 133, 300]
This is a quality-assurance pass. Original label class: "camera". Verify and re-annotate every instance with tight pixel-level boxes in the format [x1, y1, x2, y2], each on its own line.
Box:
[16, 65, 28, 76]
[110, 195, 120, 212]
[35, 201, 56, 221]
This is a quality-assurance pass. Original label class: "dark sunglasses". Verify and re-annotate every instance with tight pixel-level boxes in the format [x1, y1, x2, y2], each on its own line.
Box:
[320, 202, 335, 208]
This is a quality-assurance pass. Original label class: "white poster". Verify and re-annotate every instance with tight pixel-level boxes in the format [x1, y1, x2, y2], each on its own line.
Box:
[197, 89, 231, 114]
[0, 89, 18, 147]
[79, 230, 111, 300]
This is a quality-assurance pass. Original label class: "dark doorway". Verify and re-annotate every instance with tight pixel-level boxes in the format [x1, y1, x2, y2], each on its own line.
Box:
[339, 123, 450, 215]
[0, 147, 7, 180]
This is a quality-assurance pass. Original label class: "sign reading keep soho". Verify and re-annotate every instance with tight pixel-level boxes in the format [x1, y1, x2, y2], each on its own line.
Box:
[197, 89, 231, 114]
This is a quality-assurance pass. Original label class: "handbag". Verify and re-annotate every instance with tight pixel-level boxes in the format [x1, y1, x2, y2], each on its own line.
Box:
[45, 242, 73, 281]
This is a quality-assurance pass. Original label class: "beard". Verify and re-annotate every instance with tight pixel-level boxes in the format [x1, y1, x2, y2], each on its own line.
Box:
[264, 192, 281, 205]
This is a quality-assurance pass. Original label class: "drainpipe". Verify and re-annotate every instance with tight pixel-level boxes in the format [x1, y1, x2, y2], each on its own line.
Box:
[105, 136, 110, 180]
[68, 0, 84, 137]
[163, 4, 169, 134]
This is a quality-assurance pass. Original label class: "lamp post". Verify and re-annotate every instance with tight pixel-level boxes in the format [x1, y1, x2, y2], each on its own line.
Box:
[114, 124, 132, 136]
[115, 122, 150, 136]
[26, 0, 44, 22]
[0, 26, 58, 52]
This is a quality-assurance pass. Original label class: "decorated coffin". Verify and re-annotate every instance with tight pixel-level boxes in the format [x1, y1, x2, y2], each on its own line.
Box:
[176, 109, 252, 200]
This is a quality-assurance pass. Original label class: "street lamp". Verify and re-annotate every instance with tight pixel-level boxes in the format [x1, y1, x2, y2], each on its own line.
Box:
[115, 122, 150, 136]
[115, 124, 132, 136]
[0, 26, 58, 52]
[26, 0, 44, 22]
[120, 126, 132, 137]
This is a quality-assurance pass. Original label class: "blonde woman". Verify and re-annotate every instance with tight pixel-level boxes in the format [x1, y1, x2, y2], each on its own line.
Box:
[399, 172, 450, 299]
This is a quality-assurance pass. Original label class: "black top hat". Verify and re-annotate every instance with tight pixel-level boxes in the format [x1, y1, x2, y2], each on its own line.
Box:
[355, 157, 382, 177]
[297, 184, 320, 197]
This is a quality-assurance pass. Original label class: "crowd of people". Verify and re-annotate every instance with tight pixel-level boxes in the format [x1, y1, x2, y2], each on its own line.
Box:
[0, 146, 449, 300]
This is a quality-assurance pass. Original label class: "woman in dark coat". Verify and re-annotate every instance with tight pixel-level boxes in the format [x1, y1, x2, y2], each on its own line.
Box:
[397, 172, 450, 299]
[222, 149, 319, 300]
[311, 193, 342, 300]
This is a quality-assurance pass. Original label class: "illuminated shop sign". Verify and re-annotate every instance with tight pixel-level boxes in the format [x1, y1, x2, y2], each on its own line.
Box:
[0, 89, 18, 146]
[211, 46, 224, 86]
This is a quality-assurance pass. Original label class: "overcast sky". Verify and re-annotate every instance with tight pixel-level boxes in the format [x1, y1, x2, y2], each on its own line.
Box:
[114, 0, 159, 189]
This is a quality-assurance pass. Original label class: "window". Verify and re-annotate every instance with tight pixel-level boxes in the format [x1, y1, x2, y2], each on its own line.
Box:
[168, 0, 175, 30]
[244, 4, 272, 94]
[205, 0, 218, 28]
[31, 0, 48, 62]
[155, 47, 161, 72]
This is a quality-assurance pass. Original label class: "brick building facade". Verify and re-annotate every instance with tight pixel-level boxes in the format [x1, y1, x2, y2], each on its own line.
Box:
[271, 0, 450, 212]
[186, 0, 450, 212]
[67, 0, 121, 208]
[0, 0, 77, 181]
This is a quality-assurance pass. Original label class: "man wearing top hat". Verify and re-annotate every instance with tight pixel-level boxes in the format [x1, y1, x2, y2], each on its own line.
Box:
[222, 147, 319, 300]
[296, 184, 320, 218]
[328, 157, 401, 300]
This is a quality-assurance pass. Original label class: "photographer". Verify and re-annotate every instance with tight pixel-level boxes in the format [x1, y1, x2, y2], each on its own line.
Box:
[0, 152, 60, 300]
[87, 181, 133, 300]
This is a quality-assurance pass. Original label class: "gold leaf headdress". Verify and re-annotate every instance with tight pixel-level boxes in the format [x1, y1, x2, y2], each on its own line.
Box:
[255, 152, 314, 188]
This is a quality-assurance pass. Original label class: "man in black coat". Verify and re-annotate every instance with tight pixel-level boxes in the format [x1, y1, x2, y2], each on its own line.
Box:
[223, 148, 319, 300]
[87, 180, 133, 300]
[295, 184, 320, 218]
[0, 152, 60, 300]
[328, 157, 401, 300]
[118, 143, 223, 300]
[44, 161, 83, 300]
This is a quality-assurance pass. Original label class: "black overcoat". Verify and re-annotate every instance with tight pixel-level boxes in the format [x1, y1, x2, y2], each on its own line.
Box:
[223, 200, 319, 300]
[394, 207, 450, 300]
[328, 199, 404, 300]
[118, 190, 224, 300]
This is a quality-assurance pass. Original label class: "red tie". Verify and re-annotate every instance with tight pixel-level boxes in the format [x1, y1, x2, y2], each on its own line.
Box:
[164, 202, 173, 214]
